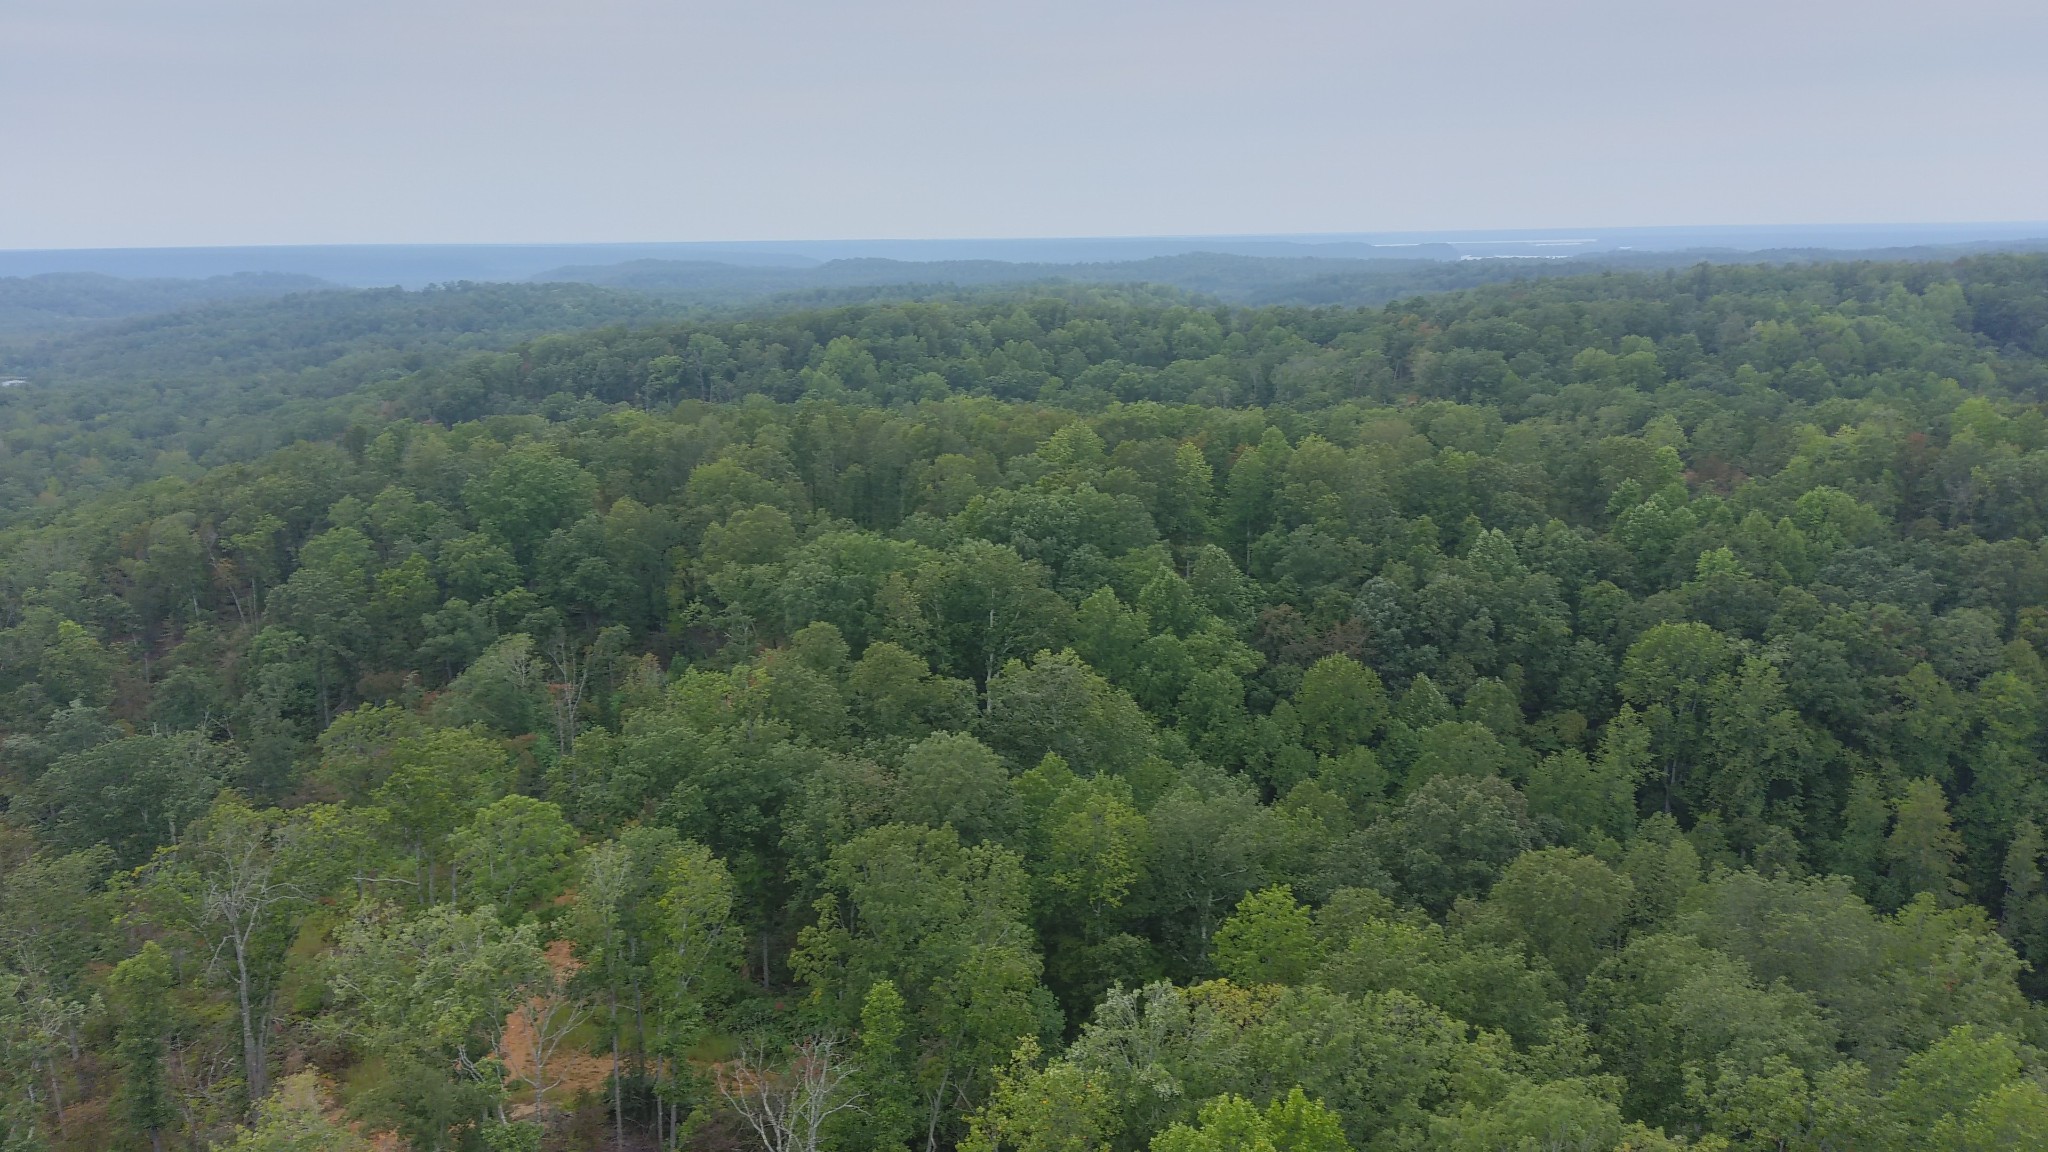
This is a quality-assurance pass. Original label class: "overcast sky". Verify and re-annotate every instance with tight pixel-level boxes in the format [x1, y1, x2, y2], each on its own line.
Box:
[3, 0, 2044, 249]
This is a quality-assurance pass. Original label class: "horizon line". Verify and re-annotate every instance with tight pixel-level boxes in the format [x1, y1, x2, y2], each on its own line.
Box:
[8, 220, 2048, 256]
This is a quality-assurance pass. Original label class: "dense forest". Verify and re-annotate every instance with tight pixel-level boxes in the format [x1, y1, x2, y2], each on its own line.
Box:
[3, 255, 2048, 1150]
[0, 282, 694, 523]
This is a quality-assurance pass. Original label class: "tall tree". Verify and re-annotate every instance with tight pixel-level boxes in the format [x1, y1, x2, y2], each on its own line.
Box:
[139, 793, 312, 1107]
[109, 942, 177, 1152]
[1888, 778, 1969, 908]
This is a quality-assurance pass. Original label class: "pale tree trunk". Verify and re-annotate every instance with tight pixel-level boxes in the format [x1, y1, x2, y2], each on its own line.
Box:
[611, 1021, 623, 1151]
[232, 936, 266, 1102]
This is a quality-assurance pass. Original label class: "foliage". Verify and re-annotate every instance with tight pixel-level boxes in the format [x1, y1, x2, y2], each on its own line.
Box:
[3, 258, 2048, 1149]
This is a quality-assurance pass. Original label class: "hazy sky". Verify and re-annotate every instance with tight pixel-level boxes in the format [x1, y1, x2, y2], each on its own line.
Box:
[4, 0, 2045, 249]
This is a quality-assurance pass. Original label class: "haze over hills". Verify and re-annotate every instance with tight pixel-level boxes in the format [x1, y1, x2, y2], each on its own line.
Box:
[6, 226, 2048, 348]
[5, 222, 2048, 287]
[531, 240, 2048, 307]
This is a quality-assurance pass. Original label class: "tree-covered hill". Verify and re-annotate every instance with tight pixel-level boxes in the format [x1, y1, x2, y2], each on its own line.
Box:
[3, 257, 2048, 1150]
[0, 271, 336, 340]
[0, 282, 695, 521]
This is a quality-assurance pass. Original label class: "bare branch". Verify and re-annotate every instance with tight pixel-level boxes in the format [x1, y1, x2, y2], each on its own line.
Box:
[715, 1035, 863, 1152]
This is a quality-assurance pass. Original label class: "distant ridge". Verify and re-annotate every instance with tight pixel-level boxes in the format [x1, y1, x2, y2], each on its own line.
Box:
[530, 241, 2048, 309]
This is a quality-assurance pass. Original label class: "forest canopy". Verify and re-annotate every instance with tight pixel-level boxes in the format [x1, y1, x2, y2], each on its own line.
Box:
[2, 255, 2048, 1150]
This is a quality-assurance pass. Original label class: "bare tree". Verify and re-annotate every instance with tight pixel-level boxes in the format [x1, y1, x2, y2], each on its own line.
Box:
[716, 1036, 862, 1152]
[155, 796, 308, 1107]
[505, 952, 589, 1122]
[541, 624, 627, 756]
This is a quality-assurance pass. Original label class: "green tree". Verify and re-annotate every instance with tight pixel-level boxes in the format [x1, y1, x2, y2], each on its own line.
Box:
[1047, 793, 1148, 934]
[849, 642, 978, 740]
[1431, 1079, 1622, 1152]
[567, 827, 691, 1148]
[1619, 622, 1738, 816]
[793, 824, 1054, 1149]
[464, 444, 598, 563]
[325, 904, 553, 1149]
[1885, 1025, 2024, 1135]
[371, 727, 514, 905]
[1150, 1089, 1350, 1152]
[217, 1072, 371, 1151]
[21, 732, 235, 865]
[983, 650, 1157, 778]
[1363, 775, 1538, 913]
[1223, 429, 1290, 567]
[1213, 886, 1324, 986]
[0, 971, 62, 1151]
[1887, 778, 1968, 908]
[1313, 907, 1567, 1047]
[138, 793, 313, 1107]
[1158, 441, 1216, 546]
[1292, 656, 1387, 757]
[109, 942, 177, 1152]
[920, 540, 1068, 694]
[1527, 705, 1653, 846]
[449, 796, 578, 916]
[892, 733, 1020, 847]
[1700, 656, 1813, 842]
[1939, 1080, 2048, 1150]
[849, 980, 918, 1152]
[1683, 1057, 1878, 1152]
[1137, 777, 1278, 970]
[647, 839, 743, 1066]
[1999, 818, 2048, 991]
[1581, 933, 1835, 1129]
[268, 527, 375, 727]
[960, 1038, 1119, 1152]
[1485, 847, 1633, 986]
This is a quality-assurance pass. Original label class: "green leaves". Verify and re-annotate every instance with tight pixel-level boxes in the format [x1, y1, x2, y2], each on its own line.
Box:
[794, 824, 1053, 1141]
[647, 838, 742, 1033]
[463, 444, 598, 564]
[449, 796, 577, 916]
[10, 260, 2048, 1151]
[1484, 848, 1633, 986]
[108, 941, 178, 1144]
[1214, 887, 1323, 988]
[20, 732, 236, 866]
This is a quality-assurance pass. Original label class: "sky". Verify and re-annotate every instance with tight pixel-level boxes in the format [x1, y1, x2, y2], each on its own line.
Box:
[3, 0, 2045, 250]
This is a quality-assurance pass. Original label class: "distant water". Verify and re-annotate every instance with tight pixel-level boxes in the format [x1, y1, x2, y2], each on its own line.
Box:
[3, 224, 2046, 288]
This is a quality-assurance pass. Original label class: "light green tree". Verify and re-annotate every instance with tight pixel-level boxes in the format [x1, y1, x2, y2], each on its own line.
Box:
[1150, 1090, 1350, 1152]
[1213, 886, 1324, 986]
[449, 795, 579, 916]
[960, 1038, 1119, 1152]
[138, 792, 313, 1106]
[793, 824, 1054, 1149]
[324, 904, 553, 1148]
[1887, 778, 1968, 908]
[370, 727, 513, 905]
[216, 1072, 371, 1151]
